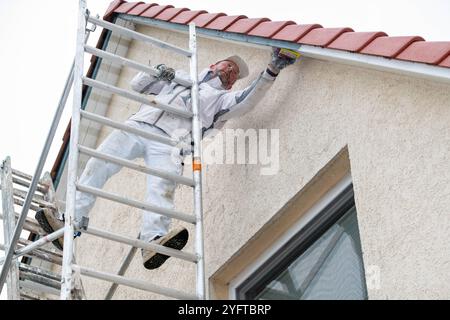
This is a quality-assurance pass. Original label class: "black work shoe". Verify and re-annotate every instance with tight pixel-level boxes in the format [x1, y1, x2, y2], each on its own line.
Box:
[35, 208, 65, 250]
[142, 227, 189, 270]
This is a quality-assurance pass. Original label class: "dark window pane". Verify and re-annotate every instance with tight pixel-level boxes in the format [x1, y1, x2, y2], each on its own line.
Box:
[254, 206, 367, 300]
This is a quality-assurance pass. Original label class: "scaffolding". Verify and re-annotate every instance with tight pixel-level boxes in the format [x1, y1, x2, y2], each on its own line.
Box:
[0, 0, 205, 300]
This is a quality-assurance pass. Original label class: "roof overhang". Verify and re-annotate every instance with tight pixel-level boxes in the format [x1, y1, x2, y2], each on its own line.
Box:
[121, 13, 450, 85]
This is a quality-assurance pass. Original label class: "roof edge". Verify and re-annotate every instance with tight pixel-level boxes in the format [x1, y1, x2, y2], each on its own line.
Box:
[121, 14, 450, 85]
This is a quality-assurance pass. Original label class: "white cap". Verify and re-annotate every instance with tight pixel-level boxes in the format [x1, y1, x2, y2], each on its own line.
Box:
[218, 55, 249, 80]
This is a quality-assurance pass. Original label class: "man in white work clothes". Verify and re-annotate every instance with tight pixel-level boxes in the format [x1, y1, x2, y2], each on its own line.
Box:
[36, 47, 298, 269]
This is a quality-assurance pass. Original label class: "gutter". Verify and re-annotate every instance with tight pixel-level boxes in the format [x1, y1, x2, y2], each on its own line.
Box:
[121, 14, 450, 85]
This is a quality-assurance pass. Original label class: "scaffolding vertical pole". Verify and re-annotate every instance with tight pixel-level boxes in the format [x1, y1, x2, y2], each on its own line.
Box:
[60, 0, 87, 300]
[189, 23, 206, 300]
[1, 157, 21, 300]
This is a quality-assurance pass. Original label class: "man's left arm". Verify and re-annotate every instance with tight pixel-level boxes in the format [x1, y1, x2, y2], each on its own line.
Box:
[215, 48, 299, 122]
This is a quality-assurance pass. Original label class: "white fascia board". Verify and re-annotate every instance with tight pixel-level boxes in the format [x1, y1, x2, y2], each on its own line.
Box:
[298, 45, 450, 85]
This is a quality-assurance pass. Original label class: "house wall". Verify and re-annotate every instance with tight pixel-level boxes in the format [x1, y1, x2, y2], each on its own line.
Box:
[66, 23, 450, 299]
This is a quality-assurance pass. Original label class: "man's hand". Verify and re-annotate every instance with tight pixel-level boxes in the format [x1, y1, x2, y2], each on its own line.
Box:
[267, 47, 300, 75]
[155, 64, 176, 81]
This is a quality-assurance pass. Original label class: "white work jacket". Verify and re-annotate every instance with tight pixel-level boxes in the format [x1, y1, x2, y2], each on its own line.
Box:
[129, 67, 276, 141]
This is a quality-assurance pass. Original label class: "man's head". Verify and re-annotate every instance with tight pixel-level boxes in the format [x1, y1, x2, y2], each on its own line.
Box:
[210, 55, 249, 90]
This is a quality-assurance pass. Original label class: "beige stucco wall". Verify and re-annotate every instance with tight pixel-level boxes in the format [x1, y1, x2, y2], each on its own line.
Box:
[68, 23, 450, 300]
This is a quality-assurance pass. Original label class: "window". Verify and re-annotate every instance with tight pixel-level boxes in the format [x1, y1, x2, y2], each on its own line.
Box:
[235, 185, 368, 300]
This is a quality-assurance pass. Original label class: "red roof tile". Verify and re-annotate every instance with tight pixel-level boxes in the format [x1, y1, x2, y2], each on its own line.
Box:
[114, 2, 144, 14]
[225, 18, 271, 34]
[140, 4, 174, 18]
[271, 24, 322, 42]
[248, 21, 296, 38]
[439, 55, 450, 68]
[205, 15, 248, 31]
[127, 3, 158, 16]
[104, 0, 126, 21]
[298, 27, 354, 46]
[191, 13, 227, 28]
[396, 41, 450, 64]
[106, 0, 450, 69]
[360, 36, 424, 58]
[170, 10, 207, 24]
[155, 7, 189, 21]
[327, 31, 387, 52]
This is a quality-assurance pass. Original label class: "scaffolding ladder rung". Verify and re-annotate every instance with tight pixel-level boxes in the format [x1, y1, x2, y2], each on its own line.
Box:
[84, 226, 197, 263]
[11, 176, 48, 194]
[19, 270, 61, 290]
[84, 45, 192, 88]
[87, 16, 192, 57]
[80, 110, 177, 146]
[12, 187, 45, 200]
[18, 238, 63, 258]
[19, 280, 60, 297]
[15, 229, 64, 258]
[76, 184, 196, 224]
[11, 168, 33, 182]
[78, 145, 194, 187]
[8, 168, 49, 190]
[20, 292, 58, 300]
[12, 197, 41, 212]
[19, 263, 62, 282]
[0, 211, 45, 235]
[9, 187, 56, 210]
[21, 250, 63, 266]
[74, 265, 197, 300]
[0, 242, 63, 266]
[0, 228, 65, 265]
[82, 77, 193, 119]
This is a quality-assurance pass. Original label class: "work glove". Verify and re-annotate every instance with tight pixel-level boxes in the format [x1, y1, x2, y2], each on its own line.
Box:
[155, 64, 176, 82]
[267, 47, 299, 76]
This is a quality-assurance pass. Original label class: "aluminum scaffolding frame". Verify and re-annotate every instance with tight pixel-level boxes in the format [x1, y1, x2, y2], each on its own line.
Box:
[0, 159, 66, 300]
[0, 7, 96, 299]
[0, 0, 205, 300]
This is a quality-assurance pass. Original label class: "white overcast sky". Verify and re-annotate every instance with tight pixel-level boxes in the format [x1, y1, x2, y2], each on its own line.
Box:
[0, 0, 450, 298]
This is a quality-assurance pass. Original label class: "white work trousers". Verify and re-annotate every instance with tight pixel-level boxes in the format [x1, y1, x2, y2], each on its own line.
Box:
[75, 120, 183, 242]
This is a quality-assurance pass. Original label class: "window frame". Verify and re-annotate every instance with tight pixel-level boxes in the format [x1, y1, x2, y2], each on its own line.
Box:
[230, 174, 367, 299]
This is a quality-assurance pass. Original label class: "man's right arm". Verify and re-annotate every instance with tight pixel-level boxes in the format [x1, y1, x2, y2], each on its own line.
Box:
[130, 71, 167, 95]
[130, 64, 192, 95]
